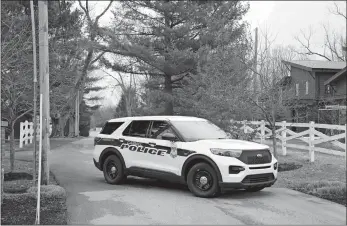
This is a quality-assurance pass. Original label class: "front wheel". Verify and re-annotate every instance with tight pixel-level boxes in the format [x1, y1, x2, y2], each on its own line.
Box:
[187, 162, 220, 198]
[103, 155, 126, 185]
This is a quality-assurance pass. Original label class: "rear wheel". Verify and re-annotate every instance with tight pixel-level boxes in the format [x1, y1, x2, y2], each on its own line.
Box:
[187, 162, 220, 198]
[245, 186, 265, 192]
[103, 155, 126, 184]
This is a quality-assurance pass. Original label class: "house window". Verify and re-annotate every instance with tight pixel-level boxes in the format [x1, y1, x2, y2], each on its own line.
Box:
[305, 81, 308, 95]
[325, 85, 333, 94]
[295, 83, 299, 96]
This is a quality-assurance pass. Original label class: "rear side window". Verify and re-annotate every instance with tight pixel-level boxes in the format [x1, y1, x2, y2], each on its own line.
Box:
[123, 120, 151, 138]
[100, 122, 124, 135]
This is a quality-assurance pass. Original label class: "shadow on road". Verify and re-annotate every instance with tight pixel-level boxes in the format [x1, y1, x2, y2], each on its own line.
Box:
[122, 177, 189, 191]
[103, 176, 271, 199]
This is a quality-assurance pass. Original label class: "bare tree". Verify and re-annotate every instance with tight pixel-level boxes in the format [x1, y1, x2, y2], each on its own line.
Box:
[294, 2, 346, 61]
[103, 69, 139, 117]
[1, 2, 34, 171]
[240, 27, 307, 158]
[58, 0, 113, 136]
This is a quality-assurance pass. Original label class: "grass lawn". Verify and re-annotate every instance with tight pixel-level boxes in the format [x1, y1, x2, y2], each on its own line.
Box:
[1, 137, 80, 225]
[272, 147, 346, 206]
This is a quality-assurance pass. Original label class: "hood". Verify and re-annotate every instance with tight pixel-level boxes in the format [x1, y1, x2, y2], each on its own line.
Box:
[195, 139, 269, 150]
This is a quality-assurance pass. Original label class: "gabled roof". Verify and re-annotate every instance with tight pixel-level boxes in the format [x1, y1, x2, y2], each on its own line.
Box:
[282, 60, 346, 72]
[324, 67, 347, 85]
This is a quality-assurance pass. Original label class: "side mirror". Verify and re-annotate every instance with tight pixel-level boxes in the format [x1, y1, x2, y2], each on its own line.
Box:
[162, 133, 177, 142]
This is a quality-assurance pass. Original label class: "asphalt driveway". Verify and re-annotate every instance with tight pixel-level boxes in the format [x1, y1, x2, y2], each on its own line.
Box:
[49, 136, 346, 225]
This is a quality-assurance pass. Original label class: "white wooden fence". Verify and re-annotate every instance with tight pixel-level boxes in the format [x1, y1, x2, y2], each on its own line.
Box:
[19, 121, 39, 148]
[19, 120, 52, 148]
[235, 120, 346, 162]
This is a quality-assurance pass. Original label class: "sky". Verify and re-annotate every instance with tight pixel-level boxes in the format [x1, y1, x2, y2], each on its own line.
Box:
[86, 1, 346, 108]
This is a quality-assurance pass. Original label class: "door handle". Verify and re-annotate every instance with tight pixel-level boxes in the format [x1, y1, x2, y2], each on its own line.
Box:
[148, 142, 156, 147]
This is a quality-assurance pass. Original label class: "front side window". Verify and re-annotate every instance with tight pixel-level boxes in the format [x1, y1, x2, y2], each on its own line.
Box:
[170, 120, 228, 142]
[150, 121, 178, 140]
[122, 120, 151, 138]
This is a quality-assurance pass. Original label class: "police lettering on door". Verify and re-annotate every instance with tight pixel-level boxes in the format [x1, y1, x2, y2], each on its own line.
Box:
[120, 142, 169, 156]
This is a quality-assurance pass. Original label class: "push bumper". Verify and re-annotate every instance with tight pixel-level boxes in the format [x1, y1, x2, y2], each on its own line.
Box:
[93, 158, 102, 171]
[219, 178, 277, 191]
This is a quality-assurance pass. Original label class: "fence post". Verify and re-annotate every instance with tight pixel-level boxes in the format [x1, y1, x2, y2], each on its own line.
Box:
[281, 121, 287, 156]
[243, 120, 247, 133]
[24, 121, 29, 146]
[20, 121, 24, 148]
[260, 120, 265, 144]
[309, 121, 315, 162]
[29, 122, 34, 144]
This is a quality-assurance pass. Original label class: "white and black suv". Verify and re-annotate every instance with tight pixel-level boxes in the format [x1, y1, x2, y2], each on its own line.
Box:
[93, 116, 278, 198]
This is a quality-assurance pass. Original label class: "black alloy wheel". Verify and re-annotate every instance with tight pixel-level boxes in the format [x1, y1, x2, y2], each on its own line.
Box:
[187, 162, 220, 198]
[103, 155, 126, 184]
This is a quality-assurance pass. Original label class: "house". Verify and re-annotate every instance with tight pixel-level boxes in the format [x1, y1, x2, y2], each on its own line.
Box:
[281, 60, 346, 124]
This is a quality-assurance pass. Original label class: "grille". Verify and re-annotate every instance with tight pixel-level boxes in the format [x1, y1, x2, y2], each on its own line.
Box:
[242, 173, 275, 184]
[249, 165, 271, 170]
[237, 149, 272, 165]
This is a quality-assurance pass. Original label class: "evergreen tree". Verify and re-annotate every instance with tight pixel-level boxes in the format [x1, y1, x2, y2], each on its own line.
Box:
[99, 1, 250, 115]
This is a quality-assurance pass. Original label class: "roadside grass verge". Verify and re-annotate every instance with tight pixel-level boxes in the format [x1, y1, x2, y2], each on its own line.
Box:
[1, 159, 67, 225]
[1, 185, 67, 225]
[1, 138, 78, 225]
[272, 147, 346, 206]
[293, 181, 346, 206]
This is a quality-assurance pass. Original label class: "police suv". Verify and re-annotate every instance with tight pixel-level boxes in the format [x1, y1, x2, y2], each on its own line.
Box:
[93, 116, 278, 198]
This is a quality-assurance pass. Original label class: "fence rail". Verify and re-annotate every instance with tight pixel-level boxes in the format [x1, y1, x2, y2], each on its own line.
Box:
[234, 120, 346, 162]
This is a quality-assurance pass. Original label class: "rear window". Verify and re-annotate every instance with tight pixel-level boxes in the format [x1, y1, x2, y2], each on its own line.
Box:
[100, 122, 124, 135]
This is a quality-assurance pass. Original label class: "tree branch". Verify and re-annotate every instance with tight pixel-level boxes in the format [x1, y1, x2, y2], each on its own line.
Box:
[95, 0, 114, 25]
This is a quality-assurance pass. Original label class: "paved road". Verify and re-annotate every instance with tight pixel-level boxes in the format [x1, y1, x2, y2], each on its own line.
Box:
[49, 136, 346, 225]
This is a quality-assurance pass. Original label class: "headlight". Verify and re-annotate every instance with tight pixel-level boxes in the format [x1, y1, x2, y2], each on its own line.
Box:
[274, 162, 278, 170]
[210, 148, 242, 158]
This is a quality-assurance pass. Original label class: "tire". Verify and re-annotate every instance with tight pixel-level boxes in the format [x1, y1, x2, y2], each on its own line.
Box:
[245, 186, 265, 192]
[103, 155, 126, 185]
[187, 162, 220, 198]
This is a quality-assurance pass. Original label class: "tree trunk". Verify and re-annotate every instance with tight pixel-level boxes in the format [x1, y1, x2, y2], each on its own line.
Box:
[10, 122, 15, 172]
[50, 118, 58, 137]
[125, 95, 132, 117]
[60, 116, 68, 137]
[69, 116, 75, 137]
[164, 75, 173, 115]
[272, 126, 277, 159]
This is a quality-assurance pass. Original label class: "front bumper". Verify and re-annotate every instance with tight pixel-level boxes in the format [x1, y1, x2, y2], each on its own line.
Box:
[219, 178, 277, 191]
[211, 154, 278, 184]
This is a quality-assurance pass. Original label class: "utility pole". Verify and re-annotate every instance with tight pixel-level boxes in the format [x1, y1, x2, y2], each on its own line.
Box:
[253, 27, 259, 96]
[38, 0, 50, 185]
[30, 0, 38, 185]
[75, 90, 80, 137]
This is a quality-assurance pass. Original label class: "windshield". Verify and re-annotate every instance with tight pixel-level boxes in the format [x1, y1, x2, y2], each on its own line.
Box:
[171, 120, 228, 142]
